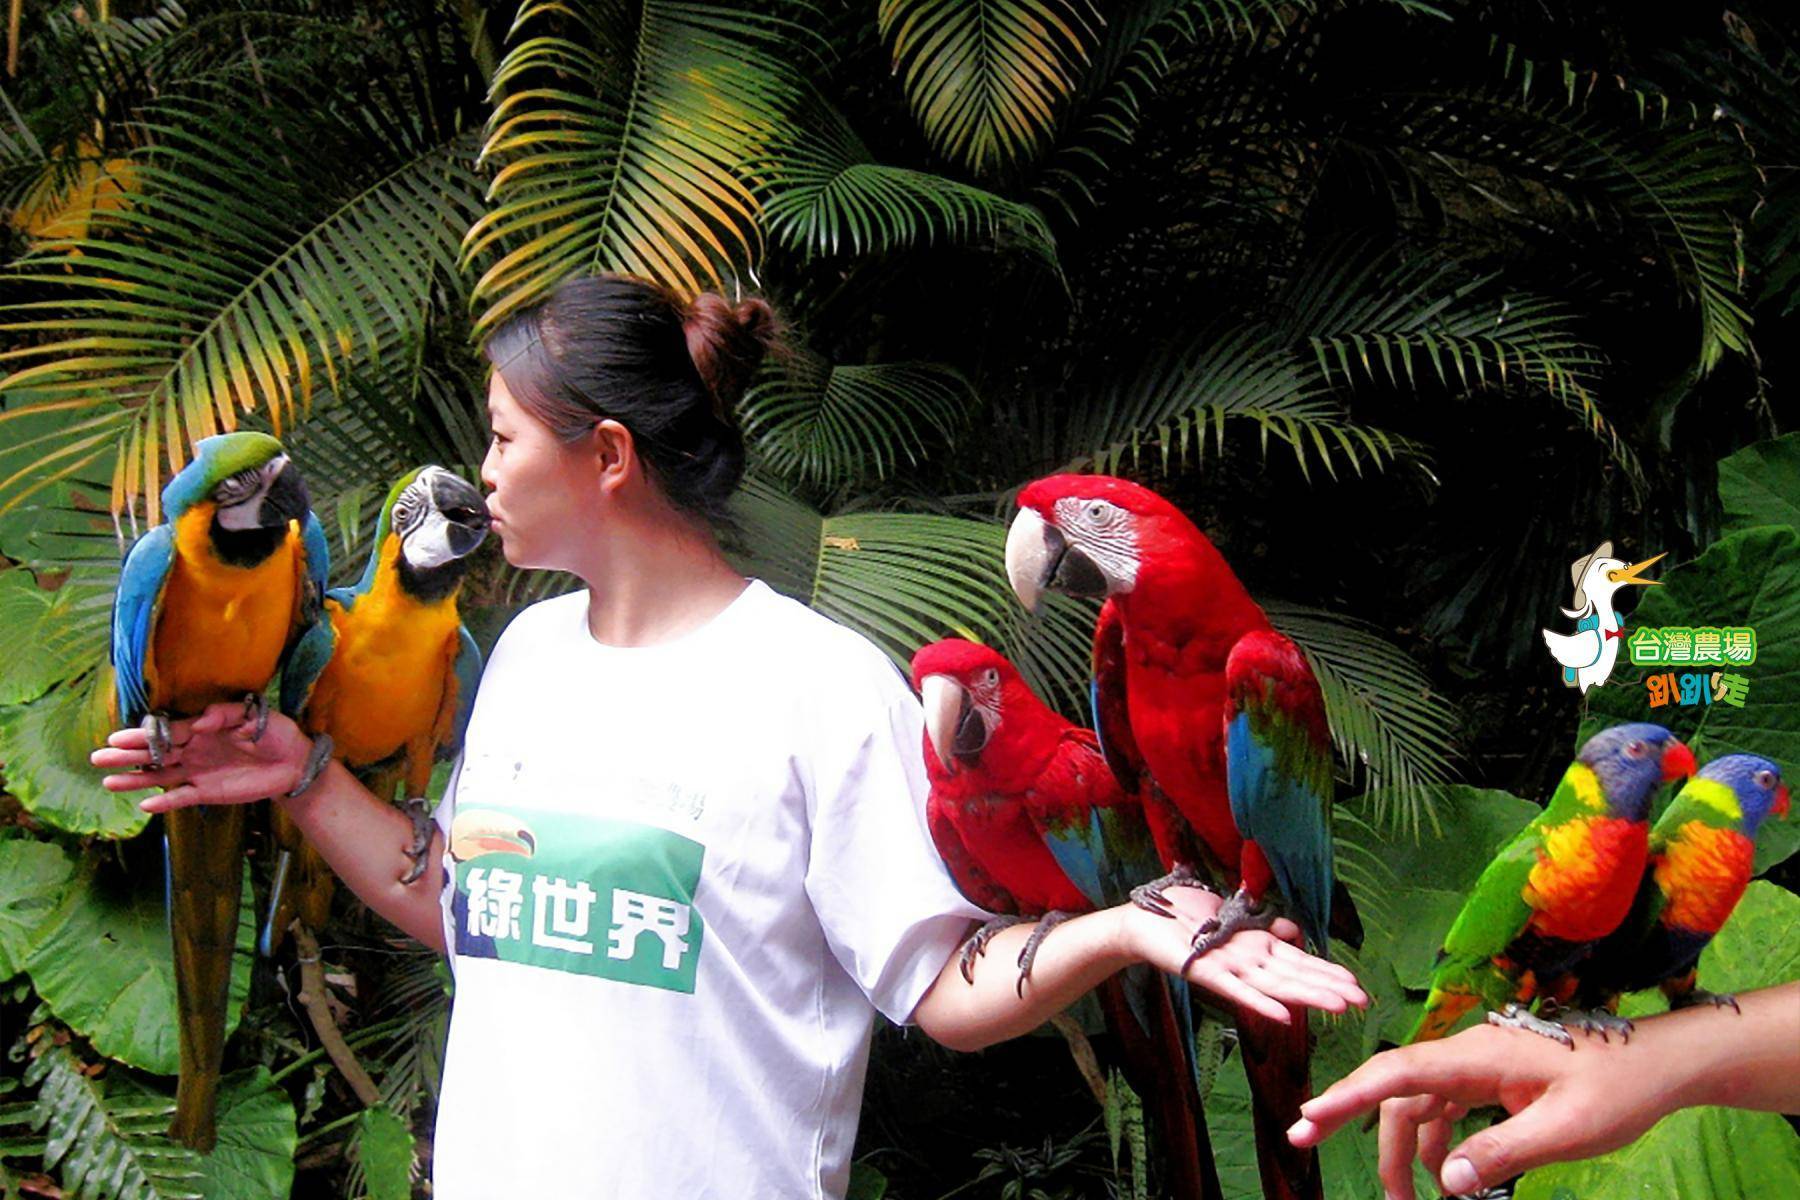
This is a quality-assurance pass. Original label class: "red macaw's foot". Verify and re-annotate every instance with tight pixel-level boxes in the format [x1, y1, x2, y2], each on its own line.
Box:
[1180, 885, 1273, 971]
[142, 712, 173, 770]
[1672, 988, 1741, 1014]
[1485, 1002, 1575, 1049]
[400, 796, 434, 884]
[959, 915, 1030, 984]
[1014, 910, 1074, 997]
[1128, 862, 1212, 918]
[241, 691, 270, 742]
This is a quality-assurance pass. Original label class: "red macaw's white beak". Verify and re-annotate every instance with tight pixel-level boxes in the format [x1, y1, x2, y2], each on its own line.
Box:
[1006, 507, 1054, 614]
[921, 674, 989, 773]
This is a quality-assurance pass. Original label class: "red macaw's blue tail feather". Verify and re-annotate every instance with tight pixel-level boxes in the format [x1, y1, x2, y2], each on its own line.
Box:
[1239, 1008, 1322, 1200]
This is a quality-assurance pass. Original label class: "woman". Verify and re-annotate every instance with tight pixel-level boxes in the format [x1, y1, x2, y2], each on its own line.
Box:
[94, 274, 1365, 1199]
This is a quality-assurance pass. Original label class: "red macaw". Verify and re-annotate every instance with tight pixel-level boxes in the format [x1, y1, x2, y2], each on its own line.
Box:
[1005, 473, 1350, 1200]
[912, 638, 1219, 1200]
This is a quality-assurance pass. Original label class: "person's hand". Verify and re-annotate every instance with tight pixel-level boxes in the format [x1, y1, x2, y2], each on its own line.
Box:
[1286, 1021, 1681, 1199]
[91, 702, 315, 812]
[1118, 886, 1368, 1022]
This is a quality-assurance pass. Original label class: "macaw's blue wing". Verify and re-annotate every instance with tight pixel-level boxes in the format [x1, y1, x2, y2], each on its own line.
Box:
[300, 511, 331, 605]
[1225, 629, 1335, 955]
[112, 524, 176, 726]
[441, 626, 483, 761]
[279, 602, 338, 720]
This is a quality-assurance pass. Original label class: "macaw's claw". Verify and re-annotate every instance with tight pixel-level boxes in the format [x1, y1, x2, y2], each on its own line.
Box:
[242, 693, 270, 742]
[1180, 887, 1273, 972]
[400, 797, 434, 884]
[1486, 1002, 1576, 1049]
[141, 713, 172, 770]
[958, 915, 1029, 984]
[1673, 988, 1741, 1014]
[1562, 1007, 1635, 1044]
[285, 734, 334, 800]
[1015, 911, 1073, 997]
[1129, 863, 1210, 918]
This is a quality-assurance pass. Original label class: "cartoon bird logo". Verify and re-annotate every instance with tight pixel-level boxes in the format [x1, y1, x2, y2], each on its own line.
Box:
[1542, 541, 1665, 693]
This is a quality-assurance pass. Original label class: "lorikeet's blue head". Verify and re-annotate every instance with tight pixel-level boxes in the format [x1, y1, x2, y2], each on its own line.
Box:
[362, 465, 490, 601]
[1696, 754, 1790, 834]
[161, 432, 310, 532]
[1576, 722, 1696, 819]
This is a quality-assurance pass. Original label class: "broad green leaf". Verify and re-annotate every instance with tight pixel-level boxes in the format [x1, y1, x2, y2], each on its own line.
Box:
[1696, 880, 1800, 995]
[1579, 526, 1800, 873]
[1336, 788, 1538, 996]
[26, 857, 255, 1076]
[1515, 1105, 1800, 1200]
[846, 1160, 888, 1200]
[187, 1070, 297, 1200]
[0, 569, 91, 705]
[0, 839, 75, 979]
[356, 1106, 415, 1200]
[0, 670, 152, 839]
[1717, 432, 1800, 535]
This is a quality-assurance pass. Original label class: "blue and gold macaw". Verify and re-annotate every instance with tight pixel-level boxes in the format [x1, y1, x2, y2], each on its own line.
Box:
[111, 431, 328, 1152]
[262, 466, 488, 952]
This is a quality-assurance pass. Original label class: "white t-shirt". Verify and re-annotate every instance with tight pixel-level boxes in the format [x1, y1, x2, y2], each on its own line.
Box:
[429, 580, 985, 1199]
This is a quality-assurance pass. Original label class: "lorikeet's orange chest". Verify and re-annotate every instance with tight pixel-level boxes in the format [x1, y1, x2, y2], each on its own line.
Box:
[148, 506, 304, 715]
[301, 538, 462, 771]
[1656, 821, 1755, 933]
[1524, 816, 1649, 943]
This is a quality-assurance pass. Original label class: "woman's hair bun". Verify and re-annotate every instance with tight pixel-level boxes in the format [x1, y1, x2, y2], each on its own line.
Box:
[682, 292, 784, 419]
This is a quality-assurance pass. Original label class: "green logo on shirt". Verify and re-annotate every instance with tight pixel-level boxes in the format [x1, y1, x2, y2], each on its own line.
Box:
[449, 807, 706, 993]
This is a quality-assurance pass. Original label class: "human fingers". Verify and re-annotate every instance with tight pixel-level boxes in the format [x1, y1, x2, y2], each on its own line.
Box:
[1186, 958, 1294, 1024]
[1290, 1037, 1502, 1141]
[1261, 938, 1368, 999]
[1269, 915, 1304, 945]
[1417, 1106, 1460, 1186]
[1234, 958, 1354, 1014]
[92, 744, 175, 770]
[1436, 1099, 1592, 1196]
[137, 785, 204, 813]
[101, 767, 187, 793]
[1376, 1094, 1443, 1200]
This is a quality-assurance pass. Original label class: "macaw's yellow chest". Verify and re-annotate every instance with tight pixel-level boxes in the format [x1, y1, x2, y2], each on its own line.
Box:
[149, 510, 305, 715]
[303, 577, 462, 771]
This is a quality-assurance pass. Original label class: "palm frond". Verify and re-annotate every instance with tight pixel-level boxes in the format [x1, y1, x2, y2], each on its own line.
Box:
[463, 0, 816, 335]
[754, 96, 1058, 264]
[876, 0, 1101, 177]
[0, 88, 485, 524]
[740, 354, 976, 495]
[729, 475, 1095, 714]
[1264, 601, 1463, 838]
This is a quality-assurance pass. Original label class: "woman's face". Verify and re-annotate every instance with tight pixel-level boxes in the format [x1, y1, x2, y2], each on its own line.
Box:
[480, 373, 597, 571]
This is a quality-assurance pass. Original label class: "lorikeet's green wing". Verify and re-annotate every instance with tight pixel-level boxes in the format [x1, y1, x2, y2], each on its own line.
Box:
[441, 626, 483, 760]
[1224, 630, 1336, 953]
[1437, 830, 1540, 966]
[111, 525, 175, 726]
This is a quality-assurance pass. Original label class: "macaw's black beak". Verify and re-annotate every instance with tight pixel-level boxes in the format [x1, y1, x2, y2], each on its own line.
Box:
[262, 458, 312, 528]
[427, 469, 490, 558]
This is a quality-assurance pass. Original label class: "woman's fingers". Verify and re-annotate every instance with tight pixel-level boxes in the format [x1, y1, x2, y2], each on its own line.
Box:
[1188, 961, 1294, 1024]
[1236, 960, 1353, 1013]
[138, 785, 204, 813]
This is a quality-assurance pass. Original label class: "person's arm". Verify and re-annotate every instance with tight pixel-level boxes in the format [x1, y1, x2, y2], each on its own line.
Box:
[92, 701, 449, 952]
[911, 885, 1368, 1052]
[1286, 981, 1800, 1199]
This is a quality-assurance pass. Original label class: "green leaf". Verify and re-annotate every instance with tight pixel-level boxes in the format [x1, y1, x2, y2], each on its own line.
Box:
[1696, 880, 1800, 996]
[354, 1106, 414, 1200]
[0, 670, 152, 839]
[846, 1160, 888, 1200]
[0, 570, 91, 705]
[1579, 525, 1800, 873]
[1515, 1106, 1800, 1200]
[26, 857, 254, 1076]
[1717, 432, 1800, 535]
[1337, 788, 1537, 1010]
[0, 839, 75, 980]
[185, 1071, 296, 1200]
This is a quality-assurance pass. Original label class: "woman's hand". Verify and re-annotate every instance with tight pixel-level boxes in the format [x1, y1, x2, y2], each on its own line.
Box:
[1285, 1021, 1680, 1199]
[1118, 886, 1368, 1022]
[91, 701, 315, 812]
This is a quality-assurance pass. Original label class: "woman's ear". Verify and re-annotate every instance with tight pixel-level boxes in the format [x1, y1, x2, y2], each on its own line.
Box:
[591, 418, 637, 495]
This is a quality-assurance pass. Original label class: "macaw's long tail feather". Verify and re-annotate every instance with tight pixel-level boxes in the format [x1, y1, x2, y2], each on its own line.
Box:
[1328, 881, 1363, 951]
[1097, 971, 1223, 1200]
[1239, 1006, 1322, 1200]
[165, 804, 247, 1152]
[261, 807, 335, 955]
[1405, 987, 1480, 1045]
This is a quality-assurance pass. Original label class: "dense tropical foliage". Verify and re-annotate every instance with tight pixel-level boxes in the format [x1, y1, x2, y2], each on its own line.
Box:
[0, 1, 1794, 1196]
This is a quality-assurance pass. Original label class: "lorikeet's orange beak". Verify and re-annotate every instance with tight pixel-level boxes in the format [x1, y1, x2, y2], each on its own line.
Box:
[1660, 740, 1698, 782]
[1776, 783, 1791, 820]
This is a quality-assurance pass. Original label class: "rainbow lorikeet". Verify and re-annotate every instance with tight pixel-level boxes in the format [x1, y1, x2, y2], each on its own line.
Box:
[111, 431, 329, 1150]
[1576, 754, 1788, 1018]
[1004, 474, 1348, 1200]
[1406, 722, 1696, 1048]
[911, 637, 1219, 1200]
[261, 466, 488, 953]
